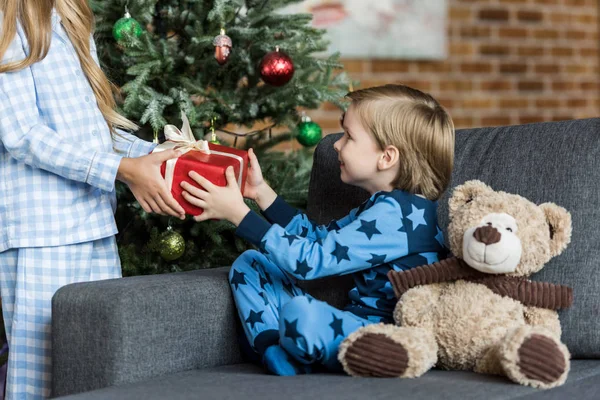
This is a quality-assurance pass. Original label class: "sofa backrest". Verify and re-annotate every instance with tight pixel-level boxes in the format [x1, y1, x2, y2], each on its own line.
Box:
[306, 118, 600, 359]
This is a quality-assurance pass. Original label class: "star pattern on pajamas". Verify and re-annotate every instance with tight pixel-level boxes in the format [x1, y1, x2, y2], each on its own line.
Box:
[231, 269, 247, 290]
[366, 253, 387, 267]
[246, 310, 264, 329]
[284, 318, 303, 345]
[364, 269, 378, 281]
[326, 221, 340, 231]
[406, 204, 427, 231]
[329, 314, 345, 339]
[294, 259, 313, 278]
[356, 219, 381, 240]
[283, 233, 299, 245]
[331, 242, 350, 264]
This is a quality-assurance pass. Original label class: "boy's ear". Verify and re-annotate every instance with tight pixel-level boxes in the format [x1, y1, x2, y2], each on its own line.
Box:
[379, 145, 399, 170]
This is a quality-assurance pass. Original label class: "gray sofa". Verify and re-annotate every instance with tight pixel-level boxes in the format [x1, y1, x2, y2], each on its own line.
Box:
[52, 118, 600, 399]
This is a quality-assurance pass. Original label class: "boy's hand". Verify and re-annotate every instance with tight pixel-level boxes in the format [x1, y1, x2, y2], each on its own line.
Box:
[244, 148, 277, 210]
[181, 166, 250, 225]
[243, 148, 266, 201]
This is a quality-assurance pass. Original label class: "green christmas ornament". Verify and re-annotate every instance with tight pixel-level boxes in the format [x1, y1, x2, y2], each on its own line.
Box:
[296, 115, 322, 147]
[113, 11, 143, 42]
[158, 228, 185, 261]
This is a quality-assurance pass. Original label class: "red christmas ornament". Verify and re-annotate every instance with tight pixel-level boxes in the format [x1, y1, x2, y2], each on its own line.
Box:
[213, 28, 232, 65]
[259, 46, 294, 86]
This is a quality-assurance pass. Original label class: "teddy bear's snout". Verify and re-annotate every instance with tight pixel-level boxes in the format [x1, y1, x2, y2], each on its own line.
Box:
[463, 213, 522, 274]
[473, 225, 501, 245]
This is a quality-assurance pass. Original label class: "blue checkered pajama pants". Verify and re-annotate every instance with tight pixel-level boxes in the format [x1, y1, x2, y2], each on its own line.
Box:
[229, 250, 375, 372]
[0, 237, 121, 399]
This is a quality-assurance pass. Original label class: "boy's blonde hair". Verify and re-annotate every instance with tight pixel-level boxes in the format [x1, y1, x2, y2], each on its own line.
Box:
[0, 0, 138, 134]
[346, 84, 455, 201]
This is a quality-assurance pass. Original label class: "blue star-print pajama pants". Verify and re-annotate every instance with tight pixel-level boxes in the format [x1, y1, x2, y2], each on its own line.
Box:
[229, 250, 375, 371]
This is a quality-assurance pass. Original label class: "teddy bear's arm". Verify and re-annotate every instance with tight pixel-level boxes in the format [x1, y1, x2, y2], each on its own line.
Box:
[387, 257, 486, 298]
[469, 276, 572, 310]
[515, 281, 573, 310]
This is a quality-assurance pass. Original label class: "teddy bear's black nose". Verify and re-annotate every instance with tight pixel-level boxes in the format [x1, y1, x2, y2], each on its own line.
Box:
[473, 226, 501, 245]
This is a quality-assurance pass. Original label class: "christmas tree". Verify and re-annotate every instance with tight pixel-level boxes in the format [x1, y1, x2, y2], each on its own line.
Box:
[90, 0, 350, 275]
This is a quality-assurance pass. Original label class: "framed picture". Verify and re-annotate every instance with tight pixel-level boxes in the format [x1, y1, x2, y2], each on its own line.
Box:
[279, 0, 448, 59]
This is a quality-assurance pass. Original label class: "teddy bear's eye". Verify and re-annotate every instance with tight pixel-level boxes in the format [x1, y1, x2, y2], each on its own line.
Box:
[506, 227, 513, 232]
[465, 197, 473, 204]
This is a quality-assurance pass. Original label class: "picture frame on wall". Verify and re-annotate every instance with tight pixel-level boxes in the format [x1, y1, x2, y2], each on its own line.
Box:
[278, 0, 448, 60]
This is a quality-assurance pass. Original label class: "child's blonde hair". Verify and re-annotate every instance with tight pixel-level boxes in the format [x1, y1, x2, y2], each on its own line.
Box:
[0, 0, 138, 134]
[346, 84, 455, 201]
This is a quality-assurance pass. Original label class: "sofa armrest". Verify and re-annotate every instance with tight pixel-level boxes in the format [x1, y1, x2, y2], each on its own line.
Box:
[51, 267, 243, 397]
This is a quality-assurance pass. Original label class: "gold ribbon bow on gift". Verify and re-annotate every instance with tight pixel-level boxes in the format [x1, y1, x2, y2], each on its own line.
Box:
[161, 111, 211, 156]
[153, 111, 211, 192]
[152, 111, 245, 192]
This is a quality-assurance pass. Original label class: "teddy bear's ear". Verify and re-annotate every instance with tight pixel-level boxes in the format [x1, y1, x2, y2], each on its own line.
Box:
[448, 180, 493, 217]
[539, 202, 572, 257]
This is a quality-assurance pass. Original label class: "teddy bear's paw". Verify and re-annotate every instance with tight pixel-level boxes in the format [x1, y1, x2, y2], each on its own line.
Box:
[338, 324, 437, 378]
[341, 332, 409, 377]
[500, 327, 570, 389]
[516, 334, 569, 388]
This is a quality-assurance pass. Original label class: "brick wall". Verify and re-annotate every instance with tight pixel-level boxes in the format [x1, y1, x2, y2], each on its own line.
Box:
[311, 0, 600, 135]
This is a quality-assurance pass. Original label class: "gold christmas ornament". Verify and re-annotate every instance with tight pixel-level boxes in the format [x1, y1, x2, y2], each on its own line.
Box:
[158, 228, 186, 261]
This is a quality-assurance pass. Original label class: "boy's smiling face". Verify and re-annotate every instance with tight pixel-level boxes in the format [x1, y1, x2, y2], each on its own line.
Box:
[334, 104, 385, 194]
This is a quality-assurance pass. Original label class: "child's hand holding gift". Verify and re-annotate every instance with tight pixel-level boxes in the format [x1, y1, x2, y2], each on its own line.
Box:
[241, 148, 277, 210]
[182, 147, 277, 225]
[181, 166, 250, 225]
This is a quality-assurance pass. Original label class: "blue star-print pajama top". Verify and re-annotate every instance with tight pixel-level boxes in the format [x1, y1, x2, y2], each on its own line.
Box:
[231, 189, 447, 371]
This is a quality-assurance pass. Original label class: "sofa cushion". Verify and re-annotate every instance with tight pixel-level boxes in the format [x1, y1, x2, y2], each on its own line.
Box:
[306, 119, 600, 358]
[54, 360, 600, 400]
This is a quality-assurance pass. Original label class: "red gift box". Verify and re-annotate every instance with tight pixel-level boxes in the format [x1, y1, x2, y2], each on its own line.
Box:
[154, 112, 248, 216]
[161, 143, 248, 216]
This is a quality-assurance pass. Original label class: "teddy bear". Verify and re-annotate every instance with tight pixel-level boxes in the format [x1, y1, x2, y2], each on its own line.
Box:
[338, 180, 574, 389]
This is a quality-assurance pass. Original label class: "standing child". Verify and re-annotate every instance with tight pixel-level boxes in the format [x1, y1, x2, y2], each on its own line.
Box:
[0, 1, 186, 398]
[182, 84, 455, 375]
